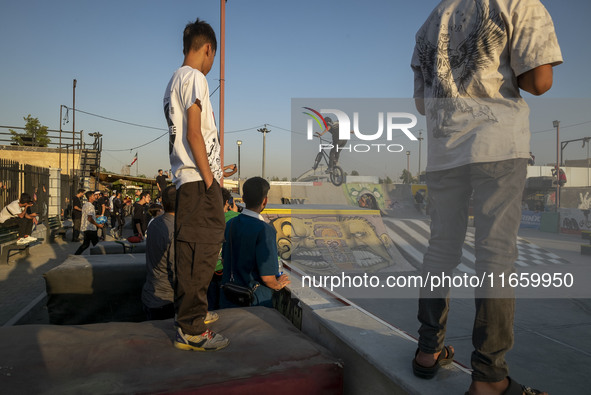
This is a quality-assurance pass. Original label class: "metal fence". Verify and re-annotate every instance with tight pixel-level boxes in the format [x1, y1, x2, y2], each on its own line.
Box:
[1, 159, 51, 222]
[0, 158, 19, 207]
[60, 173, 81, 219]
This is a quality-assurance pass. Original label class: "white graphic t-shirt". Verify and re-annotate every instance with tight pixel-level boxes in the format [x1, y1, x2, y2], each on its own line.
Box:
[163, 66, 222, 187]
[80, 201, 97, 232]
[411, 0, 563, 172]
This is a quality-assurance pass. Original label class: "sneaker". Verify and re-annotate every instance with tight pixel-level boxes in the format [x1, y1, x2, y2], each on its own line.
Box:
[24, 236, 37, 243]
[174, 327, 229, 351]
[16, 238, 28, 245]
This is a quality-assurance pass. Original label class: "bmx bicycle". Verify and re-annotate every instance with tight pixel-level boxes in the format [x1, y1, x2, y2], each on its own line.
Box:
[312, 136, 344, 186]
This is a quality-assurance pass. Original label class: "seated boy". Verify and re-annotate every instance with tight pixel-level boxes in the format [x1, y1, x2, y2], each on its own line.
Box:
[221, 177, 290, 308]
[0, 193, 38, 245]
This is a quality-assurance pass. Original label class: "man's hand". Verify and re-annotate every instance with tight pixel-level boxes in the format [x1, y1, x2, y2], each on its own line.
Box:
[223, 164, 237, 178]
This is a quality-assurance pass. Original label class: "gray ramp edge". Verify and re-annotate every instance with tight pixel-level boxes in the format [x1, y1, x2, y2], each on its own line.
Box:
[287, 267, 471, 395]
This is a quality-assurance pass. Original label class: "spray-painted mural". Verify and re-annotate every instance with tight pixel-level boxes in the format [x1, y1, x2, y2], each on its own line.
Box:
[263, 209, 406, 275]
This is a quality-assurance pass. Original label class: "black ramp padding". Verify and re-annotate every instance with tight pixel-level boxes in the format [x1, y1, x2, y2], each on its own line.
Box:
[43, 254, 147, 324]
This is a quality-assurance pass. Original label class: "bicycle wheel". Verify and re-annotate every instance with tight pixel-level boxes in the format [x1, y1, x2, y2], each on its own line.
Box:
[330, 166, 344, 186]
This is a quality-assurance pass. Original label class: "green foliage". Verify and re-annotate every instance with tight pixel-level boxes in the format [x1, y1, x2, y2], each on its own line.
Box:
[9, 115, 51, 147]
[351, 170, 359, 176]
[380, 176, 393, 184]
[399, 169, 417, 184]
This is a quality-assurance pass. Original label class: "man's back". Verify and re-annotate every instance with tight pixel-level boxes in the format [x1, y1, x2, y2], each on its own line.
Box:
[411, 0, 562, 172]
[142, 213, 175, 308]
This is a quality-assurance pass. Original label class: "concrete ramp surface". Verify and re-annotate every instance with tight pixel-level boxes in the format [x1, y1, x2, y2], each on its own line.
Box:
[0, 308, 343, 394]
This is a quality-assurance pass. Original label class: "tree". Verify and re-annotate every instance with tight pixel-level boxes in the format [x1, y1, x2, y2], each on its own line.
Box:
[10, 115, 51, 147]
[351, 170, 359, 176]
[399, 169, 417, 184]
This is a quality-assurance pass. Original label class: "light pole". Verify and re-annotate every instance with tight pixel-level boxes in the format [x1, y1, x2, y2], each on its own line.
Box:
[72, 79, 77, 179]
[417, 130, 423, 182]
[236, 140, 242, 184]
[553, 120, 560, 211]
[257, 125, 271, 179]
[406, 150, 411, 182]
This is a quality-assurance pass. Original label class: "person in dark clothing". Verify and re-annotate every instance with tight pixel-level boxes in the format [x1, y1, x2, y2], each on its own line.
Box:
[132, 191, 151, 240]
[111, 191, 124, 240]
[314, 116, 347, 170]
[155, 169, 168, 200]
[71, 189, 85, 242]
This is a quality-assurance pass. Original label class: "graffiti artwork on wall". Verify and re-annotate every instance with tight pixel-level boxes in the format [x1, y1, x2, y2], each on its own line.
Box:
[559, 192, 591, 234]
[343, 183, 386, 211]
[265, 213, 400, 275]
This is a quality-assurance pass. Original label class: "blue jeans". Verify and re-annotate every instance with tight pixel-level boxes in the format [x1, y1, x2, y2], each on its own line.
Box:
[418, 159, 527, 382]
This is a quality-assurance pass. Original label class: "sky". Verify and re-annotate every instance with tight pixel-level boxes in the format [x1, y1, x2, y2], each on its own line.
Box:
[1, 0, 590, 181]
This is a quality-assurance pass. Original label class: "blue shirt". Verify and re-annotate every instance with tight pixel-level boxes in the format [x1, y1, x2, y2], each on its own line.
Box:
[221, 212, 278, 307]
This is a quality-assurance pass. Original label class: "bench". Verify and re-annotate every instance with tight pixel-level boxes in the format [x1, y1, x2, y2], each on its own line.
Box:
[0, 224, 30, 264]
[46, 215, 66, 242]
[582, 230, 591, 256]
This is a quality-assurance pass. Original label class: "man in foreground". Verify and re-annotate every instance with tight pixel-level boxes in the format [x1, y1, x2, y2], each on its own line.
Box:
[411, 1, 562, 394]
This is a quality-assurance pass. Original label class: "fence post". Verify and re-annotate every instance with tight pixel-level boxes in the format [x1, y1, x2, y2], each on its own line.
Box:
[48, 168, 61, 218]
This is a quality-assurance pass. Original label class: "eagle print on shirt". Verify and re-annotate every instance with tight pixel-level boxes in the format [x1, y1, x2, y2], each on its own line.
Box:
[415, 1, 505, 137]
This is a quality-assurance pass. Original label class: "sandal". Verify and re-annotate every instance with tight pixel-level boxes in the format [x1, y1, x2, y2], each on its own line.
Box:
[412, 345, 454, 379]
[503, 376, 545, 395]
[464, 376, 545, 395]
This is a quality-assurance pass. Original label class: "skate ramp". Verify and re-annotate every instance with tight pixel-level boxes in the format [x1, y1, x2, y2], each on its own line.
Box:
[262, 205, 415, 276]
[267, 181, 420, 216]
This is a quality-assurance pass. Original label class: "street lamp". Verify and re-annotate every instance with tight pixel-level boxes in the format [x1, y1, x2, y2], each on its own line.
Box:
[417, 130, 424, 182]
[553, 120, 560, 210]
[257, 126, 271, 179]
[236, 140, 242, 184]
[406, 150, 411, 182]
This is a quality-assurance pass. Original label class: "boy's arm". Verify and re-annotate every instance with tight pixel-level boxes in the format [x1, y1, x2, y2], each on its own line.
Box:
[517, 64, 554, 96]
[186, 101, 214, 188]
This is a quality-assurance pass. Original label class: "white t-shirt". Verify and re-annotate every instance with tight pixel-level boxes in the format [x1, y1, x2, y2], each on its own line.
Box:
[411, 0, 563, 172]
[163, 65, 222, 187]
[0, 200, 23, 223]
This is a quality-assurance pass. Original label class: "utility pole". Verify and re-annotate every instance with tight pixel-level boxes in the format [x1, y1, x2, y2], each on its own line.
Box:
[73, 79, 77, 179]
[237, 140, 242, 184]
[406, 150, 411, 183]
[553, 120, 560, 211]
[258, 125, 271, 179]
[219, 0, 226, 186]
[417, 130, 423, 182]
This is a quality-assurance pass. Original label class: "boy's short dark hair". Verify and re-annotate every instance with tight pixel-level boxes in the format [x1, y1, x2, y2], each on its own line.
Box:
[19, 193, 32, 204]
[147, 204, 163, 217]
[242, 177, 270, 209]
[85, 191, 94, 200]
[162, 185, 177, 213]
[77, 188, 85, 194]
[140, 191, 150, 200]
[183, 18, 217, 55]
